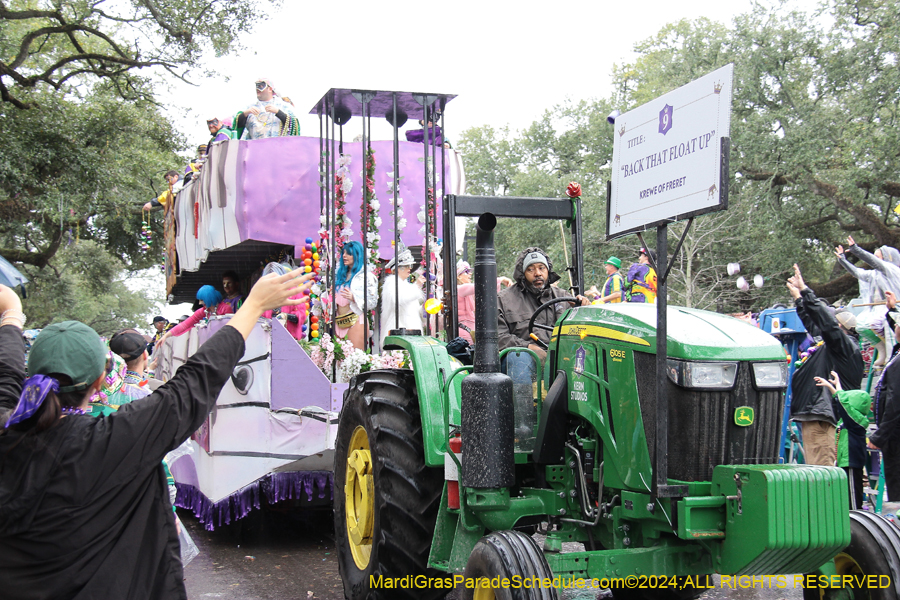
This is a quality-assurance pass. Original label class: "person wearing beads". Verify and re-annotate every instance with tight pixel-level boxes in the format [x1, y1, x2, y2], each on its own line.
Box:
[234, 77, 299, 140]
[0, 272, 313, 599]
[109, 330, 152, 397]
[379, 244, 425, 349]
[155, 284, 234, 349]
[207, 115, 237, 146]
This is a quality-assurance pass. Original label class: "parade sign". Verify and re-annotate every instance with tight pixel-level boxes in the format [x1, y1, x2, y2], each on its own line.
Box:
[607, 63, 733, 239]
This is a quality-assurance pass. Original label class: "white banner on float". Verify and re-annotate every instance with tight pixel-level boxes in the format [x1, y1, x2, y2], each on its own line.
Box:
[608, 63, 733, 239]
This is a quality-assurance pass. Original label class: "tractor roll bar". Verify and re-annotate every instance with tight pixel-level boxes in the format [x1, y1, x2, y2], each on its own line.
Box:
[442, 194, 584, 343]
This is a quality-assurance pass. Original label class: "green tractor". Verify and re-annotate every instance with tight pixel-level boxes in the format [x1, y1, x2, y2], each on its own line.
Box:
[334, 196, 900, 600]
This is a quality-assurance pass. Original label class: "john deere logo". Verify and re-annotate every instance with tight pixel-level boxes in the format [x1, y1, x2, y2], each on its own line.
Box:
[734, 407, 754, 427]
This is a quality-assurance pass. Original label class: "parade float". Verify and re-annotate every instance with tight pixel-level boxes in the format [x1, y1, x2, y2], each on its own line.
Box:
[155, 89, 463, 529]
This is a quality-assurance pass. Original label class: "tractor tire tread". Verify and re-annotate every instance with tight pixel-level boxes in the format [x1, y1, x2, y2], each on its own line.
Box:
[335, 369, 446, 600]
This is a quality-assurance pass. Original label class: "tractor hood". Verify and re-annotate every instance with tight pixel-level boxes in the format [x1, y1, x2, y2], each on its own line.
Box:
[556, 304, 784, 362]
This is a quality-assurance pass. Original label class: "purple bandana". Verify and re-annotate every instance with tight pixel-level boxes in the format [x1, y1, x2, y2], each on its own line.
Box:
[5, 375, 59, 428]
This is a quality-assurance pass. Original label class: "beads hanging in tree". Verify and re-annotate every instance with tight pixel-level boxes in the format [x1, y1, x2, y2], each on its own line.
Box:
[140, 209, 152, 252]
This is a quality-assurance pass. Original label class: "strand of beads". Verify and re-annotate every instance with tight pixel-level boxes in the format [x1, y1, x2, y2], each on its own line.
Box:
[300, 237, 324, 340]
[141, 209, 152, 252]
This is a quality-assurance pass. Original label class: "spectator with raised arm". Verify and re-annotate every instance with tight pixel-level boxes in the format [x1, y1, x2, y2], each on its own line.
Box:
[0, 271, 314, 599]
[786, 263, 864, 467]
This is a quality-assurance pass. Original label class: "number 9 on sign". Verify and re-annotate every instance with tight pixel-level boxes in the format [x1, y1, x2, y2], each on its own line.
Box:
[658, 104, 673, 135]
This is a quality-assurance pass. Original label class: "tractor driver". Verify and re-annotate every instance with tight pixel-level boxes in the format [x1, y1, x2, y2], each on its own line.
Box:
[497, 247, 589, 362]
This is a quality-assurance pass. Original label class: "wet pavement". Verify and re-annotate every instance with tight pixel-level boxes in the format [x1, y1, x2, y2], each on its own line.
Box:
[181, 508, 344, 600]
[181, 508, 803, 600]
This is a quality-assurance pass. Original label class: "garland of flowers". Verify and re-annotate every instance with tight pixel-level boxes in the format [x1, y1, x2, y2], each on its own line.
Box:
[361, 148, 381, 272]
[418, 186, 438, 268]
[301, 333, 409, 383]
[319, 154, 354, 253]
[386, 166, 407, 243]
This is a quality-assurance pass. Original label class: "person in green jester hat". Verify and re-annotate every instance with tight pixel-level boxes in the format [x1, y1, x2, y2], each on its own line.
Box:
[595, 256, 624, 304]
[815, 370, 870, 510]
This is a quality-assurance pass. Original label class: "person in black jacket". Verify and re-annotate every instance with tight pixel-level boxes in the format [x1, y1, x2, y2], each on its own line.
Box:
[869, 290, 900, 505]
[0, 270, 312, 600]
[786, 263, 864, 466]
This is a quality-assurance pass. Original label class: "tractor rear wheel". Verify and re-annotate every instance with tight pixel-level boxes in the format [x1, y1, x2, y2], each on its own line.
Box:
[462, 530, 559, 600]
[803, 510, 900, 600]
[333, 369, 446, 600]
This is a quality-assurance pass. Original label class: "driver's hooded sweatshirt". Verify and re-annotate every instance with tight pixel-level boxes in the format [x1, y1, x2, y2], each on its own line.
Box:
[497, 247, 573, 350]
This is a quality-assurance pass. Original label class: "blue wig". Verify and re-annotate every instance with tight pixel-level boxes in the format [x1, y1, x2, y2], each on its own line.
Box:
[335, 241, 365, 288]
[196, 285, 223, 309]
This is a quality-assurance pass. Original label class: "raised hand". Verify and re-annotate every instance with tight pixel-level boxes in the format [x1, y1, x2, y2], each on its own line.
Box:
[788, 264, 807, 291]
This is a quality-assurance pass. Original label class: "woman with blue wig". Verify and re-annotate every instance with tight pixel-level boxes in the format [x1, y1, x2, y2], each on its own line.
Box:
[333, 241, 378, 350]
[155, 284, 232, 348]
[0, 272, 313, 599]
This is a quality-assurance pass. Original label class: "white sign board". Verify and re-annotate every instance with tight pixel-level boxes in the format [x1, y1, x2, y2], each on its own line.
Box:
[607, 63, 733, 239]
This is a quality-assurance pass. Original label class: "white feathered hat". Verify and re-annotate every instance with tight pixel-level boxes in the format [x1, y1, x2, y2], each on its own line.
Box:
[386, 243, 415, 270]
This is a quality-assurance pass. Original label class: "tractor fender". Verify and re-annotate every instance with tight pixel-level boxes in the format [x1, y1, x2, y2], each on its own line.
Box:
[382, 334, 463, 467]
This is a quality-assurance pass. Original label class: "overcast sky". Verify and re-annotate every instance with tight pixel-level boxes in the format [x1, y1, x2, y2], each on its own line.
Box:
[157, 0, 801, 148]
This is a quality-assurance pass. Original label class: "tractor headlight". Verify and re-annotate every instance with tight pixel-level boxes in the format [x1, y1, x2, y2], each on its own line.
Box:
[752, 362, 788, 389]
[667, 359, 738, 389]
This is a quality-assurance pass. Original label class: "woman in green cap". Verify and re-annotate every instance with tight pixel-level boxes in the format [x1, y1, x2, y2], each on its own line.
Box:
[0, 269, 312, 600]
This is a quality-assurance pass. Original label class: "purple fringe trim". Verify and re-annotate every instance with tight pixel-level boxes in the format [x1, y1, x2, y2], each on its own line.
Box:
[175, 470, 333, 531]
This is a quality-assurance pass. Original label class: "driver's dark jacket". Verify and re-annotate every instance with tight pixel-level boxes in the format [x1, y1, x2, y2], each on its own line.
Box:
[498, 248, 570, 350]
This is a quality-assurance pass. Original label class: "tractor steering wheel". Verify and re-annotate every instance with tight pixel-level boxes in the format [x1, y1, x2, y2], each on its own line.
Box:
[526, 296, 579, 349]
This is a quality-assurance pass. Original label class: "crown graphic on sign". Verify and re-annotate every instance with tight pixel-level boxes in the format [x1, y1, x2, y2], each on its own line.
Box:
[618, 124, 626, 137]
[714, 80, 723, 94]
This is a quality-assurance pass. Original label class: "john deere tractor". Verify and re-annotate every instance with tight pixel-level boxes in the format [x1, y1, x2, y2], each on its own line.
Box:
[334, 195, 900, 600]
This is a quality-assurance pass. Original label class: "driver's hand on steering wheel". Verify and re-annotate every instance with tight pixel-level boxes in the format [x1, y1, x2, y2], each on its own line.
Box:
[574, 295, 590, 306]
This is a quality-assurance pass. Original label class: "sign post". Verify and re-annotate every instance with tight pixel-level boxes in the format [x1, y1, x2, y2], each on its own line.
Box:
[607, 63, 734, 499]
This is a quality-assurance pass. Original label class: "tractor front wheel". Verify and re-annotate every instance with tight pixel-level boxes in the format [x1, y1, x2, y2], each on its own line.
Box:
[333, 370, 446, 600]
[462, 530, 559, 600]
[803, 510, 900, 600]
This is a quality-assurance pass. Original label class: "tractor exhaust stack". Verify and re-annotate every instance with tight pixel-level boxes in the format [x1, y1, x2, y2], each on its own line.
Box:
[461, 213, 515, 489]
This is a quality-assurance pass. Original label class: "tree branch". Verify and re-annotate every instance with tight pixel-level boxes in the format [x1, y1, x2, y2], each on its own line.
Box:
[137, 0, 193, 43]
[739, 167, 794, 186]
[806, 176, 899, 246]
[807, 273, 858, 300]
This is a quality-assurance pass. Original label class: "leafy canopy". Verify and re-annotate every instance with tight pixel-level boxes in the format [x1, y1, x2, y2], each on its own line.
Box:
[0, 0, 272, 108]
[458, 0, 900, 311]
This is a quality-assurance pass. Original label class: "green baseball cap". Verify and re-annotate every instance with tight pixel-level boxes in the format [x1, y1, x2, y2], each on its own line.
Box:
[27, 321, 108, 393]
[605, 256, 621, 269]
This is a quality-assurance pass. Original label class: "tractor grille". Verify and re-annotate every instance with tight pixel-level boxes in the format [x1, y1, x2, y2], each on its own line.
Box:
[635, 353, 783, 482]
